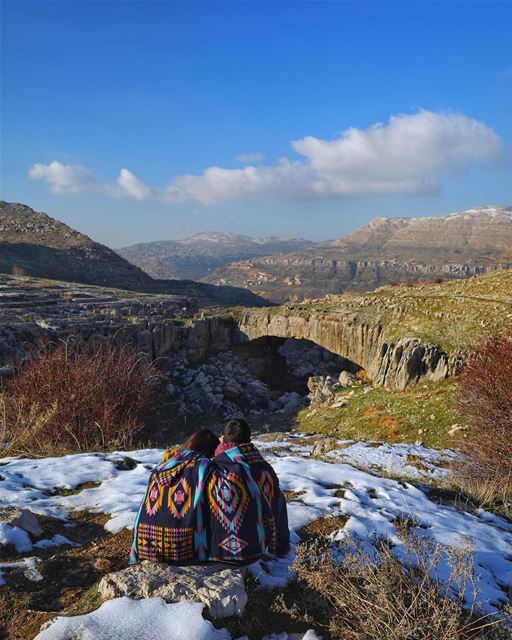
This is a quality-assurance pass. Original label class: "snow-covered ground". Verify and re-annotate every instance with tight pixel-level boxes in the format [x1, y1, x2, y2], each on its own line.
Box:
[0, 436, 511, 638]
[34, 597, 323, 640]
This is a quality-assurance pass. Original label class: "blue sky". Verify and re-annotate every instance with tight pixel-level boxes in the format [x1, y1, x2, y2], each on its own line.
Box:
[1, 0, 511, 248]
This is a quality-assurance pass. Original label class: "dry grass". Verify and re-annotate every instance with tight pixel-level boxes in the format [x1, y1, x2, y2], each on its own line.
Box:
[278, 531, 511, 640]
[0, 337, 165, 455]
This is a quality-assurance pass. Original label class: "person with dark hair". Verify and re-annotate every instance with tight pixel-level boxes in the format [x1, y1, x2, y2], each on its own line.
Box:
[160, 428, 219, 464]
[214, 418, 251, 456]
[129, 428, 219, 565]
[207, 418, 290, 564]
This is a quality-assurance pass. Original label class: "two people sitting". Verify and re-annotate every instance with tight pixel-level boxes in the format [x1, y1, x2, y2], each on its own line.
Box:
[130, 419, 290, 565]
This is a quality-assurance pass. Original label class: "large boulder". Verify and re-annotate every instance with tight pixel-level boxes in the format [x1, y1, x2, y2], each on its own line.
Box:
[98, 561, 248, 618]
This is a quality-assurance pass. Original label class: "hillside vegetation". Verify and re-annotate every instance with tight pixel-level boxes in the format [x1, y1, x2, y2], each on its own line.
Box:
[265, 269, 512, 354]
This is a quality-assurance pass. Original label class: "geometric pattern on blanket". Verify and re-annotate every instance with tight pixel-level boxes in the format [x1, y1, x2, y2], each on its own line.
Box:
[258, 469, 275, 508]
[218, 532, 249, 556]
[135, 523, 194, 563]
[207, 470, 249, 533]
[168, 476, 192, 520]
[144, 479, 164, 517]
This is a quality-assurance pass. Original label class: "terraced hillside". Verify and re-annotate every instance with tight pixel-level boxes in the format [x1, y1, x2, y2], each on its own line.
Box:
[205, 206, 512, 302]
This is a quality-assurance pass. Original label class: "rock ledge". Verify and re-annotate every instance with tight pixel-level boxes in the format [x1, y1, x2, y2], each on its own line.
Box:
[99, 561, 248, 618]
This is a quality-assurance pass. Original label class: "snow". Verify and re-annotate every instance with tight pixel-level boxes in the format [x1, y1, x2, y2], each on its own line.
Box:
[1, 440, 510, 615]
[325, 440, 458, 481]
[263, 455, 512, 613]
[35, 598, 231, 640]
[0, 557, 43, 585]
[0, 522, 32, 552]
[33, 534, 76, 549]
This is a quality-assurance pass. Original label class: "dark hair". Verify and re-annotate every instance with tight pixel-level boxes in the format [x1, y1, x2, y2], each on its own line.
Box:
[224, 418, 251, 444]
[183, 428, 219, 457]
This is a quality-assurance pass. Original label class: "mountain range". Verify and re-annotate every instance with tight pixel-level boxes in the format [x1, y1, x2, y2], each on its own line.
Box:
[2, 201, 511, 306]
[118, 233, 314, 281]
[202, 206, 512, 301]
[0, 202, 266, 307]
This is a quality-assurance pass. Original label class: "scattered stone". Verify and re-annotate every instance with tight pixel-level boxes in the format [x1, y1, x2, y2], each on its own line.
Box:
[338, 370, 358, 386]
[94, 558, 114, 574]
[311, 436, 339, 458]
[99, 561, 248, 618]
[0, 557, 43, 583]
[107, 455, 138, 471]
[448, 424, 468, 436]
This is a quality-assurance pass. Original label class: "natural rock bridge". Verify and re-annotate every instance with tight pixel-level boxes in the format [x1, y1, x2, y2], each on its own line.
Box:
[130, 308, 461, 390]
[1, 303, 462, 391]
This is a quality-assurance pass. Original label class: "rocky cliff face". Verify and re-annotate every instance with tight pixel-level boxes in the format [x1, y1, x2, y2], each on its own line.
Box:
[205, 206, 512, 302]
[6, 270, 509, 392]
[230, 310, 462, 390]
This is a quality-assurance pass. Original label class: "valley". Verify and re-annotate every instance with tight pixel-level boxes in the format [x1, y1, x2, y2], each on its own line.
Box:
[1, 202, 512, 638]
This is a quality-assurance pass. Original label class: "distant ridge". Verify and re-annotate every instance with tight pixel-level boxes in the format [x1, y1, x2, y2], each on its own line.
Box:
[118, 232, 315, 281]
[0, 202, 268, 307]
[203, 206, 512, 302]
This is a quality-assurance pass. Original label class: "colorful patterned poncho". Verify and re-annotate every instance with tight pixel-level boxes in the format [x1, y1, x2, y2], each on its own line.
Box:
[129, 443, 289, 565]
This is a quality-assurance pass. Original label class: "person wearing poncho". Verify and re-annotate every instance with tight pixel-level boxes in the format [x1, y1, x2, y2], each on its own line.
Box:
[129, 422, 290, 565]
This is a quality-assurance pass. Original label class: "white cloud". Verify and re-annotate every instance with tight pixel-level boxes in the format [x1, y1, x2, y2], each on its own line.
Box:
[30, 110, 503, 204]
[235, 152, 266, 163]
[109, 168, 154, 201]
[29, 161, 96, 193]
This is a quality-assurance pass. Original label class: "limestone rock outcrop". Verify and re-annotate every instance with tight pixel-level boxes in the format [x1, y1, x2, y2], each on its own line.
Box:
[98, 561, 248, 618]
[368, 338, 451, 391]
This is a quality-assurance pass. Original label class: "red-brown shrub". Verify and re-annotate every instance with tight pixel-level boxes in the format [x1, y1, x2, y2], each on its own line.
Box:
[1, 338, 165, 454]
[457, 331, 512, 508]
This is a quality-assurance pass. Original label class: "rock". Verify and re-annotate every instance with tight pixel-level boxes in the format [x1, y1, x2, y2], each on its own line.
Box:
[307, 375, 338, 406]
[448, 424, 468, 436]
[311, 436, 339, 457]
[368, 338, 450, 391]
[0, 507, 42, 537]
[106, 455, 138, 471]
[98, 561, 248, 618]
[338, 370, 358, 386]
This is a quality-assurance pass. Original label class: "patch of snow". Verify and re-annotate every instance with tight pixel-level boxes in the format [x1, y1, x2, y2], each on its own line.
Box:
[326, 440, 458, 481]
[263, 455, 512, 613]
[35, 598, 230, 640]
[33, 534, 77, 549]
[0, 453, 119, 491]
[1, 442, 511, 615]
[0, 522, 32, 552]
[0, 557, 43, 584]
